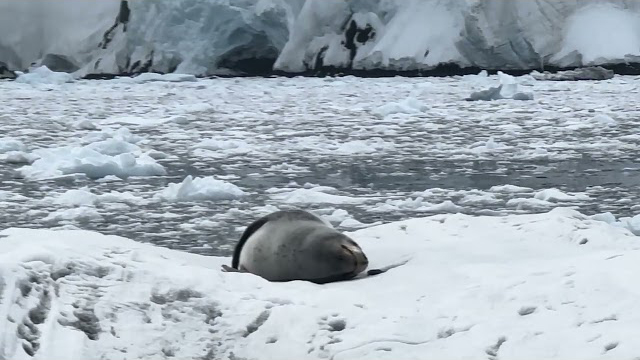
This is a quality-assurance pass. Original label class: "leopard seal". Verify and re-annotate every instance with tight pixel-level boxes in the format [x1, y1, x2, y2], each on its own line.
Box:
[222, 209, 372, 284]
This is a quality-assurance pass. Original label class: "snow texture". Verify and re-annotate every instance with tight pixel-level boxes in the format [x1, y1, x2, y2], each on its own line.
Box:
[1, 208, 640, 359]
[2, 1, 640, 75]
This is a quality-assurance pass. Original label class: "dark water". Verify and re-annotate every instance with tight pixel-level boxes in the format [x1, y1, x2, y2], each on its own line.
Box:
[1, 75, 639, 256]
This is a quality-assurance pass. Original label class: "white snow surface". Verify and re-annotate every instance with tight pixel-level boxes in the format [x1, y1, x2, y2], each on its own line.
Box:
[2, 208, 640, 359]
[2, 1, 640, 75]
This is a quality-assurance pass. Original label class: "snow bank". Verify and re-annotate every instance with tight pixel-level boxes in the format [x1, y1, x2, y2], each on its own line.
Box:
[1, 208, 640, 359]
[154, 175, 245, 202]
[15, 66, 75, 85]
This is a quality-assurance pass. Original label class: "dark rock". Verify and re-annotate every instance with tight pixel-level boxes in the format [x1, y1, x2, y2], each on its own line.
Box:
[40, 54, 79, 73]
[0, 61, 16, 79]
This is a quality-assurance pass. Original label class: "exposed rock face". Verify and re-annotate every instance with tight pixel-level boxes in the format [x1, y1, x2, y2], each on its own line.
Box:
[0, 61, 16, 79]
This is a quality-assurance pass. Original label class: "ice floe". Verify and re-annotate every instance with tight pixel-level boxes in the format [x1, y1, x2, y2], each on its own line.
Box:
[2, 208, 640, 359]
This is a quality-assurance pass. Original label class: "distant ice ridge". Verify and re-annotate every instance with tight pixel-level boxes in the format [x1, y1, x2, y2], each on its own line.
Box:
[2, 0, 640, 76]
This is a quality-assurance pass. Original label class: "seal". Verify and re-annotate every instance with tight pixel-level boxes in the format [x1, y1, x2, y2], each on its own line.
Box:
[222, 210, 370, 284]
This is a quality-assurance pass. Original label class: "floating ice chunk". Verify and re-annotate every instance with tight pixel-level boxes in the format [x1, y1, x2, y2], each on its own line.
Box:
[459, 193, 501, 205]
[194, 138, 251, 152]
[469, 137, 508, 153]
[0, 138, 26, 153]
[489, 185, 534, 193]
[271, 188, 368, 205]
[373, 97, 429, 118]
[43, 206, 103, 222]
[323, 208, 351, 223]
[15, 66, 74, 85]
[531, 67, 614, 81]
[53, 188, 99, 206]
[534, 188, 590, 202]
[84, 127, 144, 144]
[87, 138, 141, 156]
[0, 190, 28, 201]
[3, 151, 37, 164]
[155, 175, 245, 202]
[466, 72, 534, 101]
[333, 138, 394, 155]
[75, 119, 98, 130]
[590, 114, 617, 126]
[20, 147, 167, 180]
[120, 73, 198, 83]
[507, 198, 555, 209]
[425, 200, 463, 213]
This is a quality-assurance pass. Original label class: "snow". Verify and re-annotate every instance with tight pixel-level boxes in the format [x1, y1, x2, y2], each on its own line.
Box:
[2, 208, 640, 359]
[15, 66, 75, 85]
[154, 175, 245, 202]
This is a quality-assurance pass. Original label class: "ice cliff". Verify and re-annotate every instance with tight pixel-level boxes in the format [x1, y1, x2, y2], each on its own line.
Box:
[1, 0, 639, 76]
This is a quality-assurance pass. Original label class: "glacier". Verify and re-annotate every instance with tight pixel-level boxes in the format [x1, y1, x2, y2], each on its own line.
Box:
[1, 0, 640, 76]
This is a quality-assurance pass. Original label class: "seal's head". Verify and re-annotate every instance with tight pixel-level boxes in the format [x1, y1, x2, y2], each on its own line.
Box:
[301, 232, 369, 284]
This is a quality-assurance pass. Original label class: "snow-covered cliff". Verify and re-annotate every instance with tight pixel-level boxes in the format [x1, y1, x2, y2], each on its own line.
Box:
[1, 0, 639, 76]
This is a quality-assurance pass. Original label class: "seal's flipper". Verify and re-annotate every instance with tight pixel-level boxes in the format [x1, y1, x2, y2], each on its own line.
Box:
[364, 258, 411, 277]
[222, 264, 250, 273]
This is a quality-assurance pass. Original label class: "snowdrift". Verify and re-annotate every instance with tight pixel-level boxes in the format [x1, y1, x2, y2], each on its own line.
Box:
[1, 0, 640, 76]
[1, 208, 640, 359]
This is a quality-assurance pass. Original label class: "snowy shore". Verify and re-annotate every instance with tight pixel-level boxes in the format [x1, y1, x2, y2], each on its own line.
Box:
[1, 207, 639, 360]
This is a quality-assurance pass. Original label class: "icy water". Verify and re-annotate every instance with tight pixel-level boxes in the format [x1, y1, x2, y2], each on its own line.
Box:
[1, 75, 639, 256]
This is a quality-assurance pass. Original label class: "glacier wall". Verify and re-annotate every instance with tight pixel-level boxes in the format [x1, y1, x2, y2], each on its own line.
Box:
[1, 0, 639, 76]
[277, 0, 640, 72]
